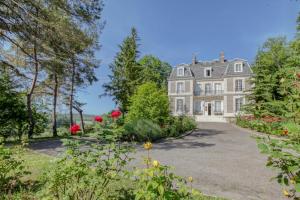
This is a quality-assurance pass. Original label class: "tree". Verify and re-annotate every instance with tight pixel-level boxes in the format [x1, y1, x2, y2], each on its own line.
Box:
[245, 37, 290, 117]
[126, 82, 169, 125]
[138, 55, 172, 88]
[0, 0, 103, 137]
[0, 73, 27, 139]
[102, 28, 141, 112]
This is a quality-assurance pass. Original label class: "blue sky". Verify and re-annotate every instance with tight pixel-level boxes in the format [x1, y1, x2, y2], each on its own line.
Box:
[75, 0, 300, 115]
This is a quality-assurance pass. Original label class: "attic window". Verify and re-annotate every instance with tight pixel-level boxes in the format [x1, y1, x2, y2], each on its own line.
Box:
[204, 67, 212, 77]
[234, 62, 243, 72]
[177, 67, 184, 76]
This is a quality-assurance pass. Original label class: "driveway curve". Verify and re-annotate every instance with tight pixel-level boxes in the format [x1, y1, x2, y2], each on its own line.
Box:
[133, 122, 285, 200]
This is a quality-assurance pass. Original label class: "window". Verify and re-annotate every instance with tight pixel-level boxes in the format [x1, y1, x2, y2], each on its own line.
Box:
[195, 83, 201, 96]
[194, 100, 202, 113]
[235, 97, 243, 112]
[204, 68, 211, 77]
[214, 101, 222, 112]
[205, 83, 212, 95]
[177, 67, 184, 76]
[176, 99, 184, 113]
[214, 83, 222, 94]
[235, 79, 243, 92]
[234, 63, 243, 72]
[176, 82, 184, 93]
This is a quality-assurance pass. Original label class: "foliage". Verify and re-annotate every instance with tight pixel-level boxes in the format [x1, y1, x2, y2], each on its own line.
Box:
[126, 82, 170, 125]
[38, 139, 134, 199]
[0, 74, 27, 139]
[123, 119, 163, 142]
[138, 55, 172, 88]
[102, 28, 141, 112]
[0, 142, 30, 198]
[163, 116, 197, 137]
[257, 136, 300, 199]
[132, 163, 202, 200]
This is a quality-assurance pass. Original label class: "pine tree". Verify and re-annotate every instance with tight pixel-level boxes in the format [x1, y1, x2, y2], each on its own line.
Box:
[246, 37, 289, 117]
[102, 27, 141, 112]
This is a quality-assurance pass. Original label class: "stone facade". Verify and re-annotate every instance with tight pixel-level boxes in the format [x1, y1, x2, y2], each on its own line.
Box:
[168, 53, 253, 122]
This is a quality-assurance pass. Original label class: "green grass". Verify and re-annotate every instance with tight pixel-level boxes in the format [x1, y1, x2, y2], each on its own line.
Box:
[22, 149, 53, 181]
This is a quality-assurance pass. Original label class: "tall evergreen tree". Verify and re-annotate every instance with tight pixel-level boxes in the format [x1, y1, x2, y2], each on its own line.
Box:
[102, 28, 141, 112]
[246, 37, 290, 117]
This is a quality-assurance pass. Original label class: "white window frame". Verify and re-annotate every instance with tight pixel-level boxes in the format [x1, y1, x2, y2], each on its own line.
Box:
[194, 100, 202, 113]
[177, 67, 184, 76]
[214, 100, 222, 112]
[214, 83, 222, 94]
[234, 62, 243, 72]
[176, 81, 185, 94]
[205, 83, 212, 95]
[235, 79, 243, 92]
[234, 96, 245, 113]
[175, 97, 185, 114]
[204, 67, 212, 77]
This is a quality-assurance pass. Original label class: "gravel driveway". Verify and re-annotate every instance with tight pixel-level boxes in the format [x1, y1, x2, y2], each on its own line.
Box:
[30, 122, 285, 200]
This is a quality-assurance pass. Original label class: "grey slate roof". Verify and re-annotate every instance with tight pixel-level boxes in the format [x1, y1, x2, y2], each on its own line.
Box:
[168, 58, 252, 80]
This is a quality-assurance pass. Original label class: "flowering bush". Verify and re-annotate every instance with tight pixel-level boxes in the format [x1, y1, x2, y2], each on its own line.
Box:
[94, 115, 103, 122]
[131, 142, 204, 200]
[39, 119, 134, 199]
[69, 124, 80, 135]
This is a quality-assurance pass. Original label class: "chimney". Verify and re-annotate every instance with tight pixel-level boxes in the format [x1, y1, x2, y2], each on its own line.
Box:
[219, 51, 225, 63]
[192, 53, 197, 65]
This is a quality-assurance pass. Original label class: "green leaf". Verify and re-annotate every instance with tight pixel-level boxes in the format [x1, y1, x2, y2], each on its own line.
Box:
[158, 185, 164, 195]
[258, 143, 269, 153]
[296, 183, 300, 192]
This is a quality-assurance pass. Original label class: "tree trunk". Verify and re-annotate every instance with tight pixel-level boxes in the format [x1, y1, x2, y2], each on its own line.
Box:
[52, 72, 58, 137]
[73, 106, 85, 134]
[79, 110, 85, 134]
[27, 44, 39, 138]
[69, 59, 75, 126]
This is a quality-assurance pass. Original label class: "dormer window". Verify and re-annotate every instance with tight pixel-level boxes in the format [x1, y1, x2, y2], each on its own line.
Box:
[177, 67, 184, 76]
[234, 62, 243, 72]
[204, 67, 212, 77]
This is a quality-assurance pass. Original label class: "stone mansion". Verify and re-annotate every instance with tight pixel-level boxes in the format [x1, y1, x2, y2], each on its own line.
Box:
[167, 52, 253, 122]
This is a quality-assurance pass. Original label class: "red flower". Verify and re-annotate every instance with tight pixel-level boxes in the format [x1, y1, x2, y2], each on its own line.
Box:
[297, 72, 300, 79]
[94, 116, 103, 123]
[70, 124, 80, 135]
[111, 110, 122, 119]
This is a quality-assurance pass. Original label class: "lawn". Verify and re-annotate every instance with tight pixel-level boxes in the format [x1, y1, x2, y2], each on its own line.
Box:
[22, 149, 53, 181]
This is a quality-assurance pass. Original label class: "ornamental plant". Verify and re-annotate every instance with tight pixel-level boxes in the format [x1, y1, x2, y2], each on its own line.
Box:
[69, 124, 80, 135]
[257, 136, 300, 199]
[131, 142, 203, 200]
[39, 117, 134, 200]
[94, 115, 103, 123]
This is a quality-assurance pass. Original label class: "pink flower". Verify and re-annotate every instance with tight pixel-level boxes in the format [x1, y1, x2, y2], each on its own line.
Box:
[70, 124, 80, 135]
[94, 116, 103, 123]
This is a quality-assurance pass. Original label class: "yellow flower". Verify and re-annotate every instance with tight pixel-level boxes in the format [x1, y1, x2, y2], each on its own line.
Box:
[283, 189, 289, 196]
[152, 160, 160, 167]
[143, 142, 153, 150]
[290, 179, 296, 184]
[188, 176, 193, 182]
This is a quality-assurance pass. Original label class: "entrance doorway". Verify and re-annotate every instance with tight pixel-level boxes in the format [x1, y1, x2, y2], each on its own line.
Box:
[205, 102, 212, 116]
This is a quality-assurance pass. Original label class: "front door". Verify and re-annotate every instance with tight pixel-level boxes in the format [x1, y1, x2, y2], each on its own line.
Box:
[205, 102, 212, 116]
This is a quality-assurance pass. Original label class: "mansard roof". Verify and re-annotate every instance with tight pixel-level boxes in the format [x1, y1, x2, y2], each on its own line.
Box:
[168, 58, 252, 80]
